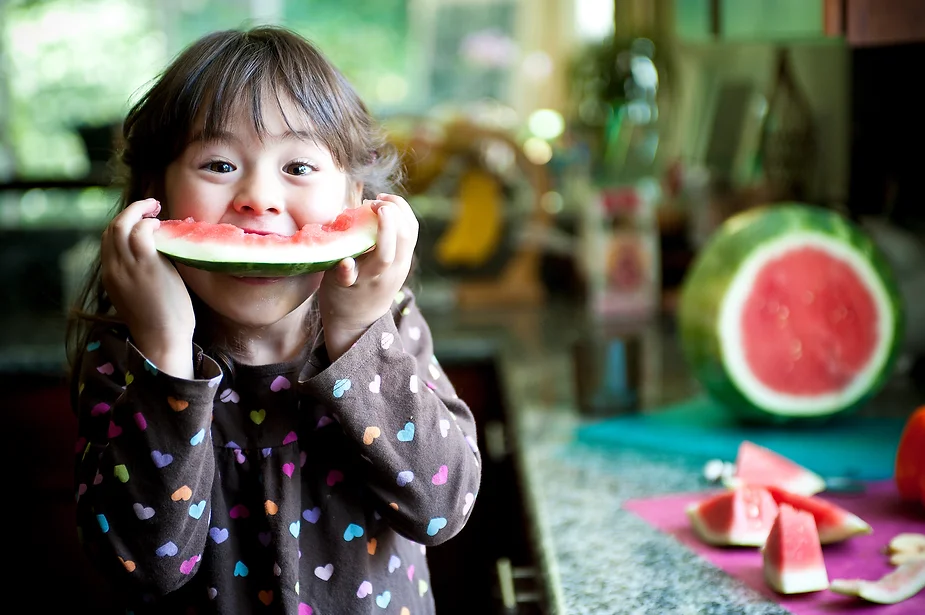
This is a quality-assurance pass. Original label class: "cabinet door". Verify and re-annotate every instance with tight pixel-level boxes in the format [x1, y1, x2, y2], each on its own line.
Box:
[845, 0, 925, 46]
[675, 0, 832, 43]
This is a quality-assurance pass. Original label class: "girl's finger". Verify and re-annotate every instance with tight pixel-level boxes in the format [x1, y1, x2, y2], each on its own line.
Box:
[109, 198, 160, 261]
[333, 257, 359, 287]
[128, 217, 162, 259]
[367, 203, 397, 277]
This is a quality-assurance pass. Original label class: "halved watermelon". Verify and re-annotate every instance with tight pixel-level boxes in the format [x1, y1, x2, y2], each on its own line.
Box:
[686, 485, 779, 547]
[153, 204, 378, 276]
[678, 204, 903, 423]
[762, 503, 829, 594]
[831, 559, 925, 604]
[763, 486, 871, 544]
[723, 441, 826, 496]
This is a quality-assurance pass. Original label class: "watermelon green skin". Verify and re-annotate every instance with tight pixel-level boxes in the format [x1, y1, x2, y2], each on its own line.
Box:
[678, 203, 905, 425]
[165, 252, 368, 277]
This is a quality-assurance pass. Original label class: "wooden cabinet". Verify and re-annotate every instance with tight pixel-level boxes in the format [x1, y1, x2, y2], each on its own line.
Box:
[674, 0, 841, 43]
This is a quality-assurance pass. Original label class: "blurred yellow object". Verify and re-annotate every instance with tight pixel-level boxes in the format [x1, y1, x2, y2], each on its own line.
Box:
[435, 168, 503, 267]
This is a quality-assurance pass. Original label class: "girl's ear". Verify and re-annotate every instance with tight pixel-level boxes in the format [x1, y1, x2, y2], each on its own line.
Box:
[349, 180, 364, 206]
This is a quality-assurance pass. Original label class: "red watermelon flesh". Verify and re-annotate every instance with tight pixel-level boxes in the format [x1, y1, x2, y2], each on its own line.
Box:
[763, 485, 871, 544]
[831, 559, 925, 604]
[686, 485, 779, 547]
[724, 440, 826, 496]
[741, 247, 879, 395]
[762, 503, 829, 594]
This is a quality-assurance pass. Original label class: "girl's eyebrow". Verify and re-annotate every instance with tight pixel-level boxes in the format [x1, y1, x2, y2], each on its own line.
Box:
[189, 129, 318, 145]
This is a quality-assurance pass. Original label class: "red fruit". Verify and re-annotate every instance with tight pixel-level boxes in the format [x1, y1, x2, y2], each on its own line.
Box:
[686, 485, 779, 547]
[762, 503, 829, 594]
[725, 440, 826, 496]
[895, 406, 925, 502]
[764, 486, 871, 544]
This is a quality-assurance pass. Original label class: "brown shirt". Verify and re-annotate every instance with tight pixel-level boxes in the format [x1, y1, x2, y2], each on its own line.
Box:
[73, 289, 482, 614]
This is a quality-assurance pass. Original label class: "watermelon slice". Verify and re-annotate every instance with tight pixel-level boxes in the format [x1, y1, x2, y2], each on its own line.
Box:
[723, 441, 826, 496]
[762, 503, 829, 594]
[153, 204, 379, 276]
[686, 485, 779, 547]
[763, 485, 871, 544]
[830, 559, 925, 604]
[678, 204, 903, 423]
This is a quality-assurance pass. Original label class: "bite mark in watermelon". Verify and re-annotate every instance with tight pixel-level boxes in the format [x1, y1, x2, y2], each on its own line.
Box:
[762, 503, 829, 594]
[679, 204, 903, 423]
[723, 441, 826, 496]
[686, 485, 779, 547]
[830, 559, 925, 604]
[763, 485, 871, 544]
[153, 204, 379, 277]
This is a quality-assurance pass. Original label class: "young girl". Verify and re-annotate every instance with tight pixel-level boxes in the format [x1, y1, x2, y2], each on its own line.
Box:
[67, 26, 481, 614]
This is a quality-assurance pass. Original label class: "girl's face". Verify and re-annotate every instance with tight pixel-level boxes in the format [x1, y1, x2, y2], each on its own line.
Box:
[163, 94, 361, 330]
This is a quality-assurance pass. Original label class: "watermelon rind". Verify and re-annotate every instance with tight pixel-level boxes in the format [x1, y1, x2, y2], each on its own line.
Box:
[830, 560, 925, 604]
[678, 204, 904, 424]
[153, 210, 378, 277]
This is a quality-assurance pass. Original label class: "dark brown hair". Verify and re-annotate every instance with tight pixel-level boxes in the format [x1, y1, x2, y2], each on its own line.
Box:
[66, 25, 403, 380]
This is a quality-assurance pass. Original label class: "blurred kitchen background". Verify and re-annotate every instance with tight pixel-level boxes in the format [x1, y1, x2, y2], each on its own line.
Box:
[5, 0, 925, 612]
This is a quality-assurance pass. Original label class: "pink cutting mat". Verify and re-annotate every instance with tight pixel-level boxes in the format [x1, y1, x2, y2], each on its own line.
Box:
[623, 481, 925, 614]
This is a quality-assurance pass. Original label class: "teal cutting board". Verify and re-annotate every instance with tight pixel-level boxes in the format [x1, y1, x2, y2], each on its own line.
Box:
[575, 395, 908, 480]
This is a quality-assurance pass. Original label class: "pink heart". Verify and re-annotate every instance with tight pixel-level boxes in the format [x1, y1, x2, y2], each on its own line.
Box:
[179, 554, 200, 575]
[282, 431, 298, 445]
[270, 376, 291, 392]
[229, 504, 250, 519]
[300, 451, 307, 467]
[74, 437, 87, 453]
[357, 580, 373, 598]
[108, 421, 122, 438]
[96, 363, 114, 375]
[298, 604, 313, 615]
[282, 463, 295, 478]
[77, 483, 87, 496]
[134, 412, 147, 431]
[326, 469, 344, 487]
[316, 416, 333, 429]
[431, 465, 448, 485]
[407, 564, 415, 581]
[93, 472, 103, 485]
[90, 402, 110, 416]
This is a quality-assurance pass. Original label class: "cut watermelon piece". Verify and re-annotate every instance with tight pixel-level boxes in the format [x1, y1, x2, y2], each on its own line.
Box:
[762, 503, 829, 594]
[724, 441, 826, 496]
[686, 485, 779, 547]
[763, 486, 871, 544]
[153, 204, 379, 277]
[678, 204, 903, 423]
[830, 559, 925, 604]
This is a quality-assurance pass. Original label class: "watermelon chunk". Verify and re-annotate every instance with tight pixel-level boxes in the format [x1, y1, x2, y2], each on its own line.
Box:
[763, 486, 871, 544]
[678, 204, 903, 423]
[153, 204, 379, 277]
[724, 441, 826, 496]
[831, 559, 925, 604]
[686, 485, 779, 547]
[762, 503, 829, 594]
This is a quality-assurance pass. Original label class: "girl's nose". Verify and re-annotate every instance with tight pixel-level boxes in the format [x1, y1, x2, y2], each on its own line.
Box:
[232, 169, 285, 215]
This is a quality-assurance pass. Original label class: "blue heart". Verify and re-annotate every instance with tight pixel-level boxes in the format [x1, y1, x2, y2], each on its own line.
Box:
[343, 523, 364, 541]
[189, 500, 206, 519]
[209, 527, 228, 544]
[86, 341, 101, 351]
[333, 378, 352, 398]
[233, 561, 248, 577]
[96, 513, 109, 533]
[289, 521, 300, 538]
[155, 541, 178, 557]
[151, 450, 173, 468]
[427, 517, 447, 537]
[397, 422, 415, 442]
[303, 507, 321, 524]
[143, 359, 158, 375]
[375, 591, 391, 608]
[190, 429, 205, 446]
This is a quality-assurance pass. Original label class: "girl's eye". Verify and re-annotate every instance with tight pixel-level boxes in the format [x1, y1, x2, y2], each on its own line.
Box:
[285, 161, 316, 176]
[204, 160, 235, 173]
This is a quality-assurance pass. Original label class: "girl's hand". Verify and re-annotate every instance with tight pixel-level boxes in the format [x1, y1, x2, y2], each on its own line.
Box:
[318, 194, 419, 360]
[100, 198, 196, 378]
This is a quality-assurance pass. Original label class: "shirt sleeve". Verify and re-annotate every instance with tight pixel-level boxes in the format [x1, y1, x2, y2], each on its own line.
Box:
[73, 325, 223, 596]
[300, 288, 482, 546]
